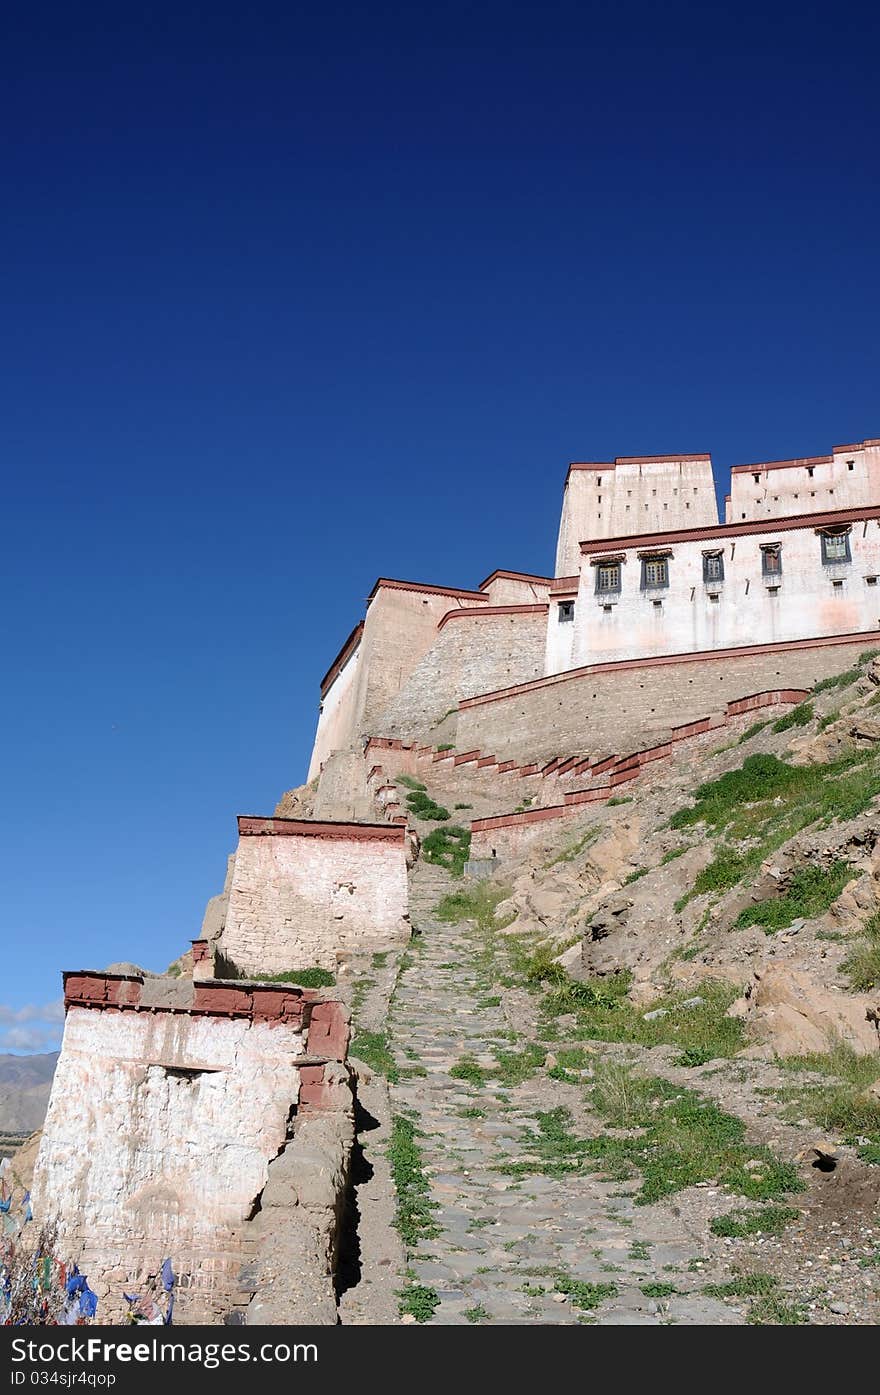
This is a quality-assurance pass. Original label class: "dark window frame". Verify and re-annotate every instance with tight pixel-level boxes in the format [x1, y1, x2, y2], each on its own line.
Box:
[702, 551, 724, 583]
[594, 561, 622, 595]
[761, 544, 783, 577]
[821, 530, 852, 565]
[557, 599, 575, 623]
[640, 556, 669, 590]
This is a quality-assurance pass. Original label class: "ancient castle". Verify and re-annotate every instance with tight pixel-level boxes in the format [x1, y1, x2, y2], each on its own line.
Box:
[26, 434, 880, 1323]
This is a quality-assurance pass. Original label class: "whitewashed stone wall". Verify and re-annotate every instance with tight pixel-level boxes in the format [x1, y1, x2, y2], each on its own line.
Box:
[32, 1004, 306, 1320]
[726, 439, 880, 524]
[221, 820, 410, 974]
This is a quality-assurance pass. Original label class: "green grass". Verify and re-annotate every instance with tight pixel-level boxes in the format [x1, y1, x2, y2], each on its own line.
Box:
[709, 1205, 800, 1238]
[771, 701, 814, 732]
[777, 1042, 880, 1164]
[525, 960, 745, 1060]
[640, 1282, 678, 1297]
[842, 909, 880, 991]
[422, 824, 471, 874]
[733, 859, 855, 934]
[437, 743, 454, 752]
[450, 1043, 545, 1087]
[553, 1277, 617, 1310]
[450, 1056, 487, 1085]
[388, 1116, 441, 1248]
[670, 749, 880, 901]
[738, 719, 769, 745]
[817, 709, 840, 732]
[396, 774, 427, 791]
[813, 665, 862, 694]
[406, 789, 450, 821]
[747, 1295, 808, 1324]
[544, 826, 601, 867]
[606, 795, 633, 806]
[435, 880, 510, 931]
[703, 1273, 778, 1299]
[454, 802, 472, 810]
[351, 1029, 398, 1082]
[250, 966, 335, 987]
[583, 1065, 804, 1206]
[623, 867, 648, 885]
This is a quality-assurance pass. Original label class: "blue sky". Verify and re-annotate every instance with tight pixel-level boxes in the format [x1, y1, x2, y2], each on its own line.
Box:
[1, 1, 878, 1050]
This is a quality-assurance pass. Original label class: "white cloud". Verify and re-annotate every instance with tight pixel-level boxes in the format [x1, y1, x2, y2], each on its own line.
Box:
[0, 1025, 61, 1051]
[0, 1000, 64, 1025]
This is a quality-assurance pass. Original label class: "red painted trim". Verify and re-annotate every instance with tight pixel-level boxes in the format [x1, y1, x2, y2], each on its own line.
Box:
[458, 627, 880, 710]
[237, 816, 405, 843]
[730, 455, 832, 475]
[580, 503, 880, 555]
[319, 621, 364, 696]
[436, 603, 548, 631]
[549, 575, 579, 595]
[478, 569, 552, 589]
[368, 577, 487, 602]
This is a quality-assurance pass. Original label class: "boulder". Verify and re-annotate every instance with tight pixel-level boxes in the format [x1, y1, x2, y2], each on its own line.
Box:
[729, 964, 880, 1056]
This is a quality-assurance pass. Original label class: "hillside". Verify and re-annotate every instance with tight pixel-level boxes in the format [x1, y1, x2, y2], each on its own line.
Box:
[331, 648, 880, 1325]
[0, 1052, 57, 1148]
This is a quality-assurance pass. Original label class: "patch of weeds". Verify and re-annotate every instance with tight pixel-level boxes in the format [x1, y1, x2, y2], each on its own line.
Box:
[545, 826, 601, 867]
[747, 1295, 807, 1325]
[772, 701, 814, 732]
[858, 1249, 880, 1268]
[166, 962, 182, 977]
[250, 966, 335, 987]
[842, 909, 880, 991]
[553, 1276, 617, 1311]
[406, 789, 450, 821]
[449, 1056, 487, 1086]
[640, 1282, 678, 1297]
[628, 1240, 651, 1261]
[435, 880, 510, 931]
[371, 951, 389, 968]
[502, 1106, 590, 1178]
[464, 1305, 490, 1323]
[351, 1030, 398, 1082]
[737, 719, 769, 745]
[704, 1272, 778, 1299]
[531, 965, 745, 1061]
[778, 1041, 880, 1162]
[817, 709, 840, 732]
[491, 1042, 546, 1086]
[520, 1283, 546, 1296]
[477, 994, 502, 1008]
[422, 824, 471, 874]
[623, 867, 649, 885]
[606, 795, 633, 806]
[454, 802, 472, 810]
[674, 891, 693, 913]
[389, 1117, 441, 1248]
[674, 1047, 715, 1068]
[709, 1206, 800, 1238]
[586, 1064, 805, 1207]
[396, 774, 427, 791]
[733, 860, 855, 934]
[458, 1106, 485, 1118]
[661, 846, 688, 865]
[399, 1280, 439, 1322]
[398, 1065, 428, 1078]
[437, 743, 454, 751]
[813, 665, 862, 694]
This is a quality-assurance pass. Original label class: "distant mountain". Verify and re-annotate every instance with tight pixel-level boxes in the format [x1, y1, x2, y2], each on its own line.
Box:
[0, 1052, 58, 1138]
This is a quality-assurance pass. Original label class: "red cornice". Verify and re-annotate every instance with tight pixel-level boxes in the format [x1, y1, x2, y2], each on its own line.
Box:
[319, 620, 364, 697]
[549, 575, 579, 595]
[238, 816, 405, 843]
[579, 504, 880, 555]
[437, 603, 548, 631]
[367, 577, 488, 603]
[731, 438, 880, 475]
[478, 569, 552, 590]
[566, 454, 711, 483]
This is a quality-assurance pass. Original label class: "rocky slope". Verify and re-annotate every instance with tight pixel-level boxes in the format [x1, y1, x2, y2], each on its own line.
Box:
[0, 1053, 57, 1149]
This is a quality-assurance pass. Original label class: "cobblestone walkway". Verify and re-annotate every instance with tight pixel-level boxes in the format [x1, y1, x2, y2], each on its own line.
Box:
[386, 863, 741, 1325]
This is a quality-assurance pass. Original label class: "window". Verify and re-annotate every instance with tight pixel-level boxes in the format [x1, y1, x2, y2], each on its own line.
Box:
[761, 545, 782, 576]
[595, 562, 622, 594]
[703, 552, 724, 583]
[848, 461, 854, 471]
[641, 557, 669, 589]
[808, 466, 814, 477]
[752, 473, 760, 484]
[821, 530, 851, 564]
[557, 600, 575, 623]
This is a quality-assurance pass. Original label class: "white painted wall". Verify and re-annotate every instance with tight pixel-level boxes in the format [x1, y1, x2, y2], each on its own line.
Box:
[572, 514, 880, 667]
[545, 595, 578, 674]
[555, 457, 719, 576]
[726, 441, 880, 524]
[308, 640, 361, 781]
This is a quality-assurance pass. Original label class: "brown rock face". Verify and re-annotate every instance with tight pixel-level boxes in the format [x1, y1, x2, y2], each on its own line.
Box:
[730, 964, 880, 1056]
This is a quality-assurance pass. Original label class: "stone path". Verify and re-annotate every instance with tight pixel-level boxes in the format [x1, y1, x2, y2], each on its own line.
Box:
[383, 862, 742, 1325]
